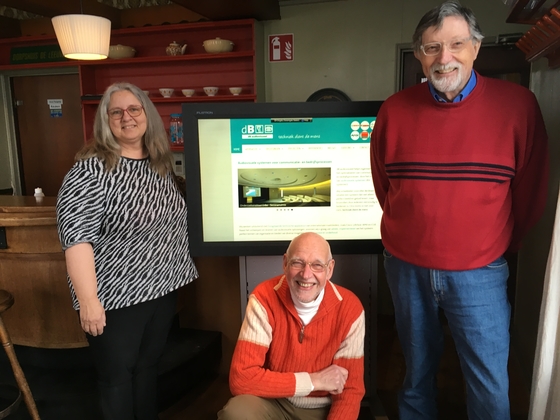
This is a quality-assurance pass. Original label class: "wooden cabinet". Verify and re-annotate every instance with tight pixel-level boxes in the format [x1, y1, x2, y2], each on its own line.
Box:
[0, 19, 263, 149]
[79, 19, 263, 147]
[0, 196, 87, 348]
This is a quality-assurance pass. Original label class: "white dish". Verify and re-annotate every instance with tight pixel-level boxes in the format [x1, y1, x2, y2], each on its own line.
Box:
[182, 89, 195, 97]
[203, 86, 219, 96]
[229, 87, 242, 96]
[203, 38, 234, 53]
[108, 44, 136, 59]
[159, 88, 174, 98]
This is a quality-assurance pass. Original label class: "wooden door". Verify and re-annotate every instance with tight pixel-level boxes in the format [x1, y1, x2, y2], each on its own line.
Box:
[12, 74, 83, 197]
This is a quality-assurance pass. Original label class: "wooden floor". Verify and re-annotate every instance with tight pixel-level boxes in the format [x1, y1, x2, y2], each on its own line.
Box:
[159, 314, 531, 420]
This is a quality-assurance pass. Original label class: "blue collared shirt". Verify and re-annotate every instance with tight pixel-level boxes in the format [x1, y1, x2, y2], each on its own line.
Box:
[428, 69, 477, 103]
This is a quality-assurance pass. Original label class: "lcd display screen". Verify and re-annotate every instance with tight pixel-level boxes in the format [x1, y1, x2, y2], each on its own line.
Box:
[182, 100, 384, 256]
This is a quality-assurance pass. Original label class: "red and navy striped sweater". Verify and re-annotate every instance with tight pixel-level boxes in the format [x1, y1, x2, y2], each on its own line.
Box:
[370, 72, 548, 270]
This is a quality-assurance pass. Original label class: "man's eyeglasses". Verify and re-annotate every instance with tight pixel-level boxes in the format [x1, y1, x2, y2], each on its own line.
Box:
[107, 105, 144, 120]
[420, 37, 473, 56]
[288, 259, 332, 273]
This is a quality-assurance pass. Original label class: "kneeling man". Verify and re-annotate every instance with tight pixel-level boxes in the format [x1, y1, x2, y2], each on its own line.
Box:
[218, 232, 365, 420]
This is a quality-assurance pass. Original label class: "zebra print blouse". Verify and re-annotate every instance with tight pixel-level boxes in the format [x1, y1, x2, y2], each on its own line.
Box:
[56, 156, 198, 311]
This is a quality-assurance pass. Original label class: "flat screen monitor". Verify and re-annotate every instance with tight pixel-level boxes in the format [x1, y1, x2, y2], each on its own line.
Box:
[182, 100, 384, 256]
[242, 186, 261, 198]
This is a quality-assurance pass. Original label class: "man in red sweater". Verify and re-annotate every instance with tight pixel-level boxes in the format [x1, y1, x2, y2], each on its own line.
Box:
[370, 1, 549, 420]
[218, 232, 365, 420]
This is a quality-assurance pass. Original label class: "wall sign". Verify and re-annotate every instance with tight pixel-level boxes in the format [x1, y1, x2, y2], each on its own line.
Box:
[10, 45, 66, 65]
[269, 34, 294, 62]
[48, 99, 63, 118]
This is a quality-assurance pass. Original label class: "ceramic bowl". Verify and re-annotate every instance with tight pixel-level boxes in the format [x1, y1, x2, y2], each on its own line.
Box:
[202, 38, 234, 53]
[142, 90, 150, 96]
[203, 86, 219, 96]
[229, 87, 242, 96]
[182, 89, 195, 97]
[159, 88, 174, 98]
[108, 44, 136, 59]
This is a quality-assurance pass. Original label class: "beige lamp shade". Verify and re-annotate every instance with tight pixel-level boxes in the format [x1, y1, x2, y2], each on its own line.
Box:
[52, 14, 111, 60]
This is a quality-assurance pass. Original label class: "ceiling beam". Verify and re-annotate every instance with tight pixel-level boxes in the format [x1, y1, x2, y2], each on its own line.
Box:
[0, 0, 122, 27]
[170, 0, 281, 21]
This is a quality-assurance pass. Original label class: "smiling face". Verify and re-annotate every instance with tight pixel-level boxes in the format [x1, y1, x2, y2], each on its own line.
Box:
[414, 15, 480, 101]
[107, 90, 147, 152]
[283, 232, 334, 303]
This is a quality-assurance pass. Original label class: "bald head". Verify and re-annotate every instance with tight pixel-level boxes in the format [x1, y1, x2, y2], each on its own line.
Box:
[286, 232, 332, 261]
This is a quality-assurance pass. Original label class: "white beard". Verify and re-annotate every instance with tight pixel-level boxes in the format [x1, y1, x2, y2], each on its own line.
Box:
[429, 62, 464, 93]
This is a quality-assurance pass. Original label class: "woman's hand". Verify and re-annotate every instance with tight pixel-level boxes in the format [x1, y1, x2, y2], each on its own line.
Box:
[79, 297, 106, 336]
[64, 243, 105, 335]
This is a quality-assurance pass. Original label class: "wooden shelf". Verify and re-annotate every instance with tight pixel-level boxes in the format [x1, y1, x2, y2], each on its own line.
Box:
[0, 60, 75, 71]
[516, 7, 560, 69]
[506, 0, 560, 24]
[78, 50, 254, 67]
[77, 19, 261, 142]
[151, 94, 256, 102]
[0, 19, 261, 143]
[82, 93, 256, 105]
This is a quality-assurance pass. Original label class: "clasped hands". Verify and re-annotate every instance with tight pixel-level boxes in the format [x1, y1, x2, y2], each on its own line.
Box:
[309, 364, 348, 395]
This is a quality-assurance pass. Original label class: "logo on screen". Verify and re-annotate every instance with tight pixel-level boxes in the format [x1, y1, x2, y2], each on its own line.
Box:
[242, 125, 274, 134]
[350, 120, 373, 141]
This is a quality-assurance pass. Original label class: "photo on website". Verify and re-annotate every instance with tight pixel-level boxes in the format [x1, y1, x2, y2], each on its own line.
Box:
[238, 167, 331, 208]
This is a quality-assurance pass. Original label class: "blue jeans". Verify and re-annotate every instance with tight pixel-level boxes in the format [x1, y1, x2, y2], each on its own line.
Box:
[383, 251, 511, 420]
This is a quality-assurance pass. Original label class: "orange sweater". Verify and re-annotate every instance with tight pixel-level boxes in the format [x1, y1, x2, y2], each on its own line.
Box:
[229, 275, 365, 420]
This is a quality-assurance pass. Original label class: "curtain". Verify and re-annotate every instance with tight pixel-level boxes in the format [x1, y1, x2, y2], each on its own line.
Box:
[529, 187, 560, 420]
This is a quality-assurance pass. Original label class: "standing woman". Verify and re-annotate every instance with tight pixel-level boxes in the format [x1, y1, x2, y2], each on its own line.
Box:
[56, 82, 198, 420]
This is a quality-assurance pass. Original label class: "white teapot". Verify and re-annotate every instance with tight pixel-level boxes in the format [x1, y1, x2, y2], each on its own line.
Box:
[166, 41, 187, 56]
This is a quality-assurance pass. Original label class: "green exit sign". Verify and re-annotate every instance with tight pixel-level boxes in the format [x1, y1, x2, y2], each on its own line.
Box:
[10, 45, 68, 64]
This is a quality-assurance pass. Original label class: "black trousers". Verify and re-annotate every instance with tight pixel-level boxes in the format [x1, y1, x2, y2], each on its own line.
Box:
[85, 291, 177, 420]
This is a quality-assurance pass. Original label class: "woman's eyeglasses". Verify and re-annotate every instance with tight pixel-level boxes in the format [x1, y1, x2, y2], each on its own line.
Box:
[107, 105, 144, 120]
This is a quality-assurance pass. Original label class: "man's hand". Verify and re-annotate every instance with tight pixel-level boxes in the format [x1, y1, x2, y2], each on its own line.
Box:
[310, 364, 349, 395]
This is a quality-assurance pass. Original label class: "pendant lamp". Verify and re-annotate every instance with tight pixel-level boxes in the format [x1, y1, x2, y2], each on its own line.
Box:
[52, 11, 111, 60]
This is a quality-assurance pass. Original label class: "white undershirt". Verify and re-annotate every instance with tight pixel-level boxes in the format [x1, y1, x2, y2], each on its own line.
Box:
[290, 287, 325, 325]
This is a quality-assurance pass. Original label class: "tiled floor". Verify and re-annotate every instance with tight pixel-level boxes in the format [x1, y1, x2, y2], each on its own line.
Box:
[160, 314, 530, 420]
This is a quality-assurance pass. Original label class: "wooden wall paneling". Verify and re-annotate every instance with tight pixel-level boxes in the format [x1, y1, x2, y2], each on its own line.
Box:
[0, 197, 87, 348]
[3, 224, 59, 253]
[78, 65, 98, 96]
[0, 253, 87, 348]
[179, 256, 241, 375]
